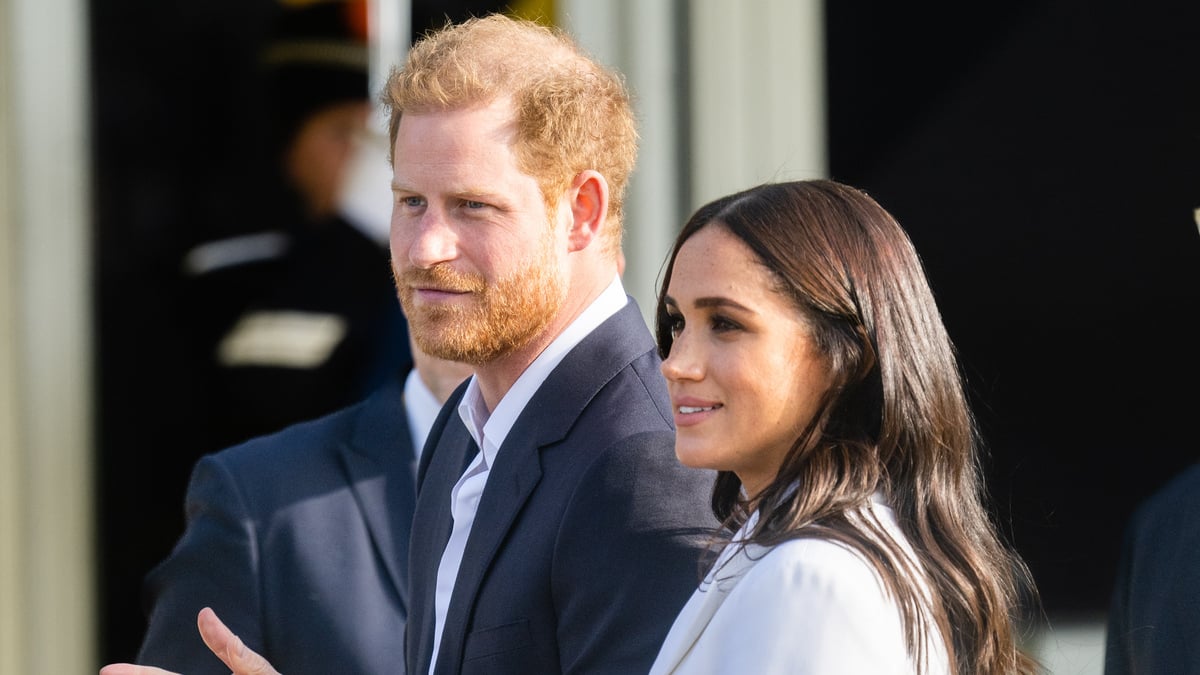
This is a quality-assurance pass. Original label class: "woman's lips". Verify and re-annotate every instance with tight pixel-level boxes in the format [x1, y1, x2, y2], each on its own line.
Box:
[672, 399, 722, 427]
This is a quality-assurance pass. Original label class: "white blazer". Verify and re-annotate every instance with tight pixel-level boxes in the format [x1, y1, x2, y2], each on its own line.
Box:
[648, 496, 949, 675]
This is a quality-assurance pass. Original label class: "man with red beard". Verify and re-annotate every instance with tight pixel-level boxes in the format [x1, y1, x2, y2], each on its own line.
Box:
[386, 15, 718, 675]
[99, 14, 717, 675]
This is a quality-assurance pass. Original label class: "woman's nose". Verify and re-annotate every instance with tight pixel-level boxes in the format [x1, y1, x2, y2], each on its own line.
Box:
[660, 333, 703, 382]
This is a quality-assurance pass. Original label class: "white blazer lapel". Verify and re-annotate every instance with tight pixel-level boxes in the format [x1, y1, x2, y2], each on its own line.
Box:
[649, 541, 769, 674]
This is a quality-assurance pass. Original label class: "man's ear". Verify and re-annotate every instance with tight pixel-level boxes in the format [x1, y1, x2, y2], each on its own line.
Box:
[566, 170, 608, 253]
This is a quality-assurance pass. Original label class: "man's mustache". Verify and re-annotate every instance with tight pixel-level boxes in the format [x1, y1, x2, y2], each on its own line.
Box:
[397, 265, 487, 294]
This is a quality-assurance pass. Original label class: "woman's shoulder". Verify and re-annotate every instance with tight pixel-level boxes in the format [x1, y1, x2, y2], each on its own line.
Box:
[752, 497, 924, 597]
[747, 536, 885, 595]
[714, 536, 921, 673]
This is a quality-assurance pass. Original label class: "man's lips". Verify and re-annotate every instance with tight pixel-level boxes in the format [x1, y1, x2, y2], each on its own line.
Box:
[410, 286, 471, 302]
[413, 286, 469, 294]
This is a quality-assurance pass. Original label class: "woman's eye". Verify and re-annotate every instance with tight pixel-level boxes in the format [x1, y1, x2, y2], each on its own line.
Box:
[666, 314, 684, 339]
[711, 316, 740, 332]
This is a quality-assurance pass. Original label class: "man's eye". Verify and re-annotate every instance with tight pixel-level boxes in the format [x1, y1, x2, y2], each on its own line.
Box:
[464, 200, 486, 209]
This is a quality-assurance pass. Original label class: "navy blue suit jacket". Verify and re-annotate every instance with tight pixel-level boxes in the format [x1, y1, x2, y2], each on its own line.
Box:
[1104, 462, 1200, 674]
[138, 375, 416, 674]
[406, 300, 720, 675]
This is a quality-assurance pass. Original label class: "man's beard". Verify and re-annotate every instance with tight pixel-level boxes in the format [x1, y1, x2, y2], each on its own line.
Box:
[395, 236, 566, 366]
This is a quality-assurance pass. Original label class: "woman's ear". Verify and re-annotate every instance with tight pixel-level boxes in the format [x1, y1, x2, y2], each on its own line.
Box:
[566, 170, 608, 252]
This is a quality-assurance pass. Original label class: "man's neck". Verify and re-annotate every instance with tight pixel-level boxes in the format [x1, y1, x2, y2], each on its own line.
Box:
[471, 339, 556, 413]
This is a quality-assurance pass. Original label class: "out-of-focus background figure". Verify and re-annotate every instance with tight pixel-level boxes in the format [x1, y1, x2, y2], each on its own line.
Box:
[132, 334, 471, 675]
[1103, 462, 1200, 674]
[180, 0, 408, 454]
[98, 0, 407, 663]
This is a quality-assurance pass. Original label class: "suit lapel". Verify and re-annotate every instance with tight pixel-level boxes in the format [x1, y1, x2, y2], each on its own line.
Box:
[652, 542, 767, 673]
[337, 376, 416, 606]
[434, 300, 656, 673]
[437, 437, 543, 673]
[414, 402, 477, 673]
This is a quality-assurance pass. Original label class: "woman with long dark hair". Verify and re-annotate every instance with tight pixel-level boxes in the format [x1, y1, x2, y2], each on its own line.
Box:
[650, 179, 1039, 674]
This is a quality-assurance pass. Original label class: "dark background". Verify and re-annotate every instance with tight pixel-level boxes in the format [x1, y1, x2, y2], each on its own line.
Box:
[91, 0, 1200, 665]
[825, 0, 1200, 620]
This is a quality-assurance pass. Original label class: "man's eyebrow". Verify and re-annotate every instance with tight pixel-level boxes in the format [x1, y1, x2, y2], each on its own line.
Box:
[388, 183, 499, 201]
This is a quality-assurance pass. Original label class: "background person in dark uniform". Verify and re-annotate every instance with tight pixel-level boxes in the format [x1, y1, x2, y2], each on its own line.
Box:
[98, 0, 412, 663]
[181, 0, 410, 452]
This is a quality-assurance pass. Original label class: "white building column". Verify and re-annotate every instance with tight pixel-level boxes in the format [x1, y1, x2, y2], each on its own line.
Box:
[561, 0, 686, 321]
[688, 0, 827, 207]
[561, 0, 826, 319]
[0, 0, 95, 670]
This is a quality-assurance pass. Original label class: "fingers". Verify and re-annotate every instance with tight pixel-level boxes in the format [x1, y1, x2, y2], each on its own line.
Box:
[196, 607, 281, 675]
[99, 665, 178, 675]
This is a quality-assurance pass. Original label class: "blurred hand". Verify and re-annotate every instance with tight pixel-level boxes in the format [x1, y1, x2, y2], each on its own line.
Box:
[99, 664, 176, 675]
[98, 607, 281, 675]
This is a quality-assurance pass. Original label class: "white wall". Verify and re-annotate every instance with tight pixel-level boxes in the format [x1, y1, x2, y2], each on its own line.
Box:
[1030, 616, 1108, 675]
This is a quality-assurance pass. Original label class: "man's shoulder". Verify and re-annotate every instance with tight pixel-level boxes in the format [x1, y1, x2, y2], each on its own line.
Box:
[556, 307, 673, 429]
[574, 427, 713, 504]
[534, 355, 673, 461]
[1146, 463, 1200, 508]
[205, 385, 409, 490]
[1130, 462, 1200, 539]
[216, 402, 356, 463]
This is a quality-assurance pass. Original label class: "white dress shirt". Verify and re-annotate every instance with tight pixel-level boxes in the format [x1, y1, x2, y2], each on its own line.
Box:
[649, 494, 950, 675]
[403, 367, 447, 462]
[427, 276, 628, 673]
